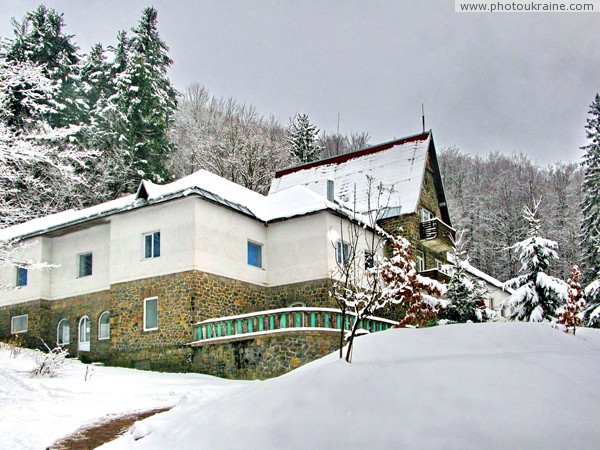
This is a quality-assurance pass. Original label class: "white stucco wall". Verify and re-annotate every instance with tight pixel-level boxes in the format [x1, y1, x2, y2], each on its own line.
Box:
[267, 213, 329, 286]
[49, 224, 111, 299]
[1, 194, 386, 307]
[0, 237, 50, 306]
[109, 197, 197, 284]
[325, 213, 383, 283]
[193, 199, 267, 285]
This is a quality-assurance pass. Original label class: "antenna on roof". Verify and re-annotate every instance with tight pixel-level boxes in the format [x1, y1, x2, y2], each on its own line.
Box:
[421, 103, 425, 133]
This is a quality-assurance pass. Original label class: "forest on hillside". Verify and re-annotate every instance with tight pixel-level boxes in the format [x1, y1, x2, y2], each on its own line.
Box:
[1, 4, 598, 295]
[439, 148, 583, 281]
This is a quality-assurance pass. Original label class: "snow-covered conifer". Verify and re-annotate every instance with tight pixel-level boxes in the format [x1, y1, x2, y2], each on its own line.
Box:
[6, 5, 84, 128]
[501, 202, 568, 321]
[584, 280, 600, 328]
[556, 266, 585, 334]
[0, 54, 93, 227]
[287, 114, 322, 163]
[438, 241, 493, 323]
[580, 94, 600, 282]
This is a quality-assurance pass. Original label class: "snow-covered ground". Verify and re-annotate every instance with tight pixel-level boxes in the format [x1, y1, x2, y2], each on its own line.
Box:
[0, 348, 247, 449]
[104, 323, 600, 450]
[2, 323, 600, 449]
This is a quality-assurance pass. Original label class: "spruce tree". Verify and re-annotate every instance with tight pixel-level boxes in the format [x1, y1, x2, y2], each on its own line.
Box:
[580, 94, 600, 283]
[438, 245, 493, 323]
[287, 114, 322, 163]
[126, 7, 178, 185]
[501, 202, 568, 321]
[6, 5, 84, 127]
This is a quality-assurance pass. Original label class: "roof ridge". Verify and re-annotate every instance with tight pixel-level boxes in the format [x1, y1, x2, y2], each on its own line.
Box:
[275, 130, 431, 178]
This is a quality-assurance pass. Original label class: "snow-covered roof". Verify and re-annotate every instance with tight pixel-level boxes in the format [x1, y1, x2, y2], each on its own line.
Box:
[447, 253, 513, 292]
[0, 170, 341, 242]
[270, 131, 433, 217]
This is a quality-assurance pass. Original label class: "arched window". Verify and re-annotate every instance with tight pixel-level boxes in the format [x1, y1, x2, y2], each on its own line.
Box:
[57, 319, 70, 345]
[78, 316, 90, 352]
[98, 311, 110, 340]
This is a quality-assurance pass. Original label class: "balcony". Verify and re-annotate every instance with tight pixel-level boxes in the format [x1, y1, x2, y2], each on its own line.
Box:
[418, 268, 451, 284]
[419, 218, 455, 252]
[190, 307, 398, 346]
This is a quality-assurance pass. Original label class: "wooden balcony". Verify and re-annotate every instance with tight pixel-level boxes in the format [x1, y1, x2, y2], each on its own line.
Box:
[419, 218, 455, 252]
[418, 268, 451, 284]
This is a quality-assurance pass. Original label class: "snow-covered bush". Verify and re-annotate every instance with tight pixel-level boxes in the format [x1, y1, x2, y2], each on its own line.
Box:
[501, 202, 568, 321]
[31, 340, 69, 378]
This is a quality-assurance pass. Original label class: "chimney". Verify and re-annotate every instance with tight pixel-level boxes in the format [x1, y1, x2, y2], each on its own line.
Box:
[326, 179, 335, 202]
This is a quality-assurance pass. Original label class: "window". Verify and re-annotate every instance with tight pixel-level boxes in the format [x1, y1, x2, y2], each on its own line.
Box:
[78, 252, 93, 277]
[247, 241, 262, 268]
[364, 251, 374, 269]
[416, 251, 425, 272]
[420, 208, 435, 223]
[144, 231, 161, 259]
[336, 241, 350, 266]
[144, 297, 158, 331]
[16, 267, 27, 287]
[11, 315, 28, 334]
[98, 311, 110, 340]
[57, 319, 70, 345]
[78, 316, 90, 351]
[435, 259, 443, 270]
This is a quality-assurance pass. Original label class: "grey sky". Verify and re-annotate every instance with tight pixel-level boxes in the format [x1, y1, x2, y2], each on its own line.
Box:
[1, 0, 598, 164]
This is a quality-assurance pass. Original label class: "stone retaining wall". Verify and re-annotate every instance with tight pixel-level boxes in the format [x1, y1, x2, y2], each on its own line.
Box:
[190, 330, 341, 379]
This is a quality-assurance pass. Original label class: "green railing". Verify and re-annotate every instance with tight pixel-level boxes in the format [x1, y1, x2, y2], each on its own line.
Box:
[192, 307, 398, 344]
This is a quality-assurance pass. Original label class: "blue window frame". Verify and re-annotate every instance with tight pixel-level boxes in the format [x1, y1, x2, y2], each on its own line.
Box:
[16, 267, 27, 287]
[247, 241, 262, 268]
[336, 241, 350, 266]
[78, 252, 93, 277]
[144, 231, 160, 258]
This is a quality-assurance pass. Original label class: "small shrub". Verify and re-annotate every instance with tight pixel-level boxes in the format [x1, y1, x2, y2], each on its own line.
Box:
[31, 340, 69, 378]
[0, 334, 25, 358]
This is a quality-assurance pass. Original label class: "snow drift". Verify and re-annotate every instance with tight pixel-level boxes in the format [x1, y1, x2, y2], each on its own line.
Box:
[104, 323, 600, 450]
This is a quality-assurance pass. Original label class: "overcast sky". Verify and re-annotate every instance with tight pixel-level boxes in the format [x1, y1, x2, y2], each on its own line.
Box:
[1, 0, 598, 164]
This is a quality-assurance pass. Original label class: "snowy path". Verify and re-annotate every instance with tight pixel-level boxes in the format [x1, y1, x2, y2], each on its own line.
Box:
[0, 349, 248, 449]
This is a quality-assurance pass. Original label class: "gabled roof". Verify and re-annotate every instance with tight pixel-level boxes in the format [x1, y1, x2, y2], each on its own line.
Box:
[270, 131, 451, 224]
[0, 170, 345, 242]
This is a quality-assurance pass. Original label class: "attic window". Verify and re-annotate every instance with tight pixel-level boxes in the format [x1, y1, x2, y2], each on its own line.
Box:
[136, 181, 150, 200]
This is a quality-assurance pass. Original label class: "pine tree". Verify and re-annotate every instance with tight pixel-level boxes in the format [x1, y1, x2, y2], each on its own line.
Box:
[6, 5, 84, 128]
[378, 235, 446, 328]
[501, 202, 568, 321]
[287, 114, 322, 163]
[556, 266, 585, 334]
[438, 244, 493, 323]
[580, 94, 600, 282]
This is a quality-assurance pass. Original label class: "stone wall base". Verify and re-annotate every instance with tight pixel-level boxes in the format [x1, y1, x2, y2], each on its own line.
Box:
[190, 331, 341, 380]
